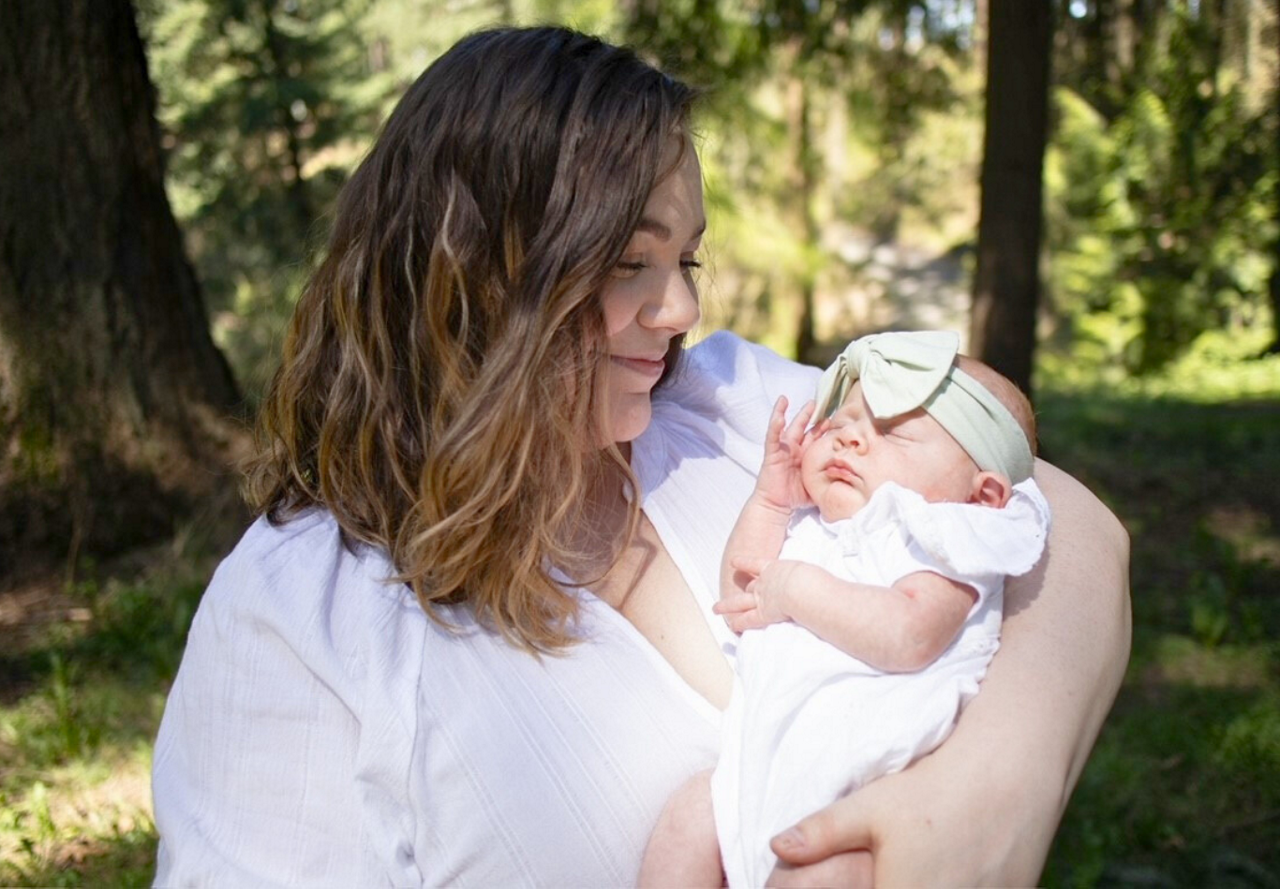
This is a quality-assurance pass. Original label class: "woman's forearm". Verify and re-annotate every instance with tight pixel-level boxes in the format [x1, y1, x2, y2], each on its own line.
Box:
[995, 460, 1132, 806]
[890, 458, 1132, 881]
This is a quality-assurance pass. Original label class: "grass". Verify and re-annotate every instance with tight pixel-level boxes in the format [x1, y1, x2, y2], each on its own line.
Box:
[1038, 335, 1280, 887]
[0, 543, 215, 887]
[1, 334, 1277, 886]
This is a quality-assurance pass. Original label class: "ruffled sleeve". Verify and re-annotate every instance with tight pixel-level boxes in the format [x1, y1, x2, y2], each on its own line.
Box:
[837, 479, 1051, 589]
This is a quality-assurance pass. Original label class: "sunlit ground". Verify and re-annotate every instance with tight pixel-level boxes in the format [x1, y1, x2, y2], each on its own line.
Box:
[1, 557, 210, 887]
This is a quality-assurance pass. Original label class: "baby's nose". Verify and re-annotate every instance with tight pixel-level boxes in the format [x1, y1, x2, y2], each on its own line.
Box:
[834, 427, 864, 452]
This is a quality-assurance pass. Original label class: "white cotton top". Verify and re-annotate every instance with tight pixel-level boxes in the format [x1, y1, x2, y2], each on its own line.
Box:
[712, 480, 1051, 888]
[151, 332, 819, 888]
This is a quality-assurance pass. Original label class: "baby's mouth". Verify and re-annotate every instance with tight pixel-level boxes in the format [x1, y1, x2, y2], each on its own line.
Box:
[823, 460, 859, 484]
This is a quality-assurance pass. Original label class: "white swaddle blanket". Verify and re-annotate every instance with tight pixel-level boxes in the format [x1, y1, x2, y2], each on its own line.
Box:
[711, 479, 1050, 888]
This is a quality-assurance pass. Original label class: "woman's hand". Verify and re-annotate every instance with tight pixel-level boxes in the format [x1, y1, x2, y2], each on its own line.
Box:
[753, 397, 816, 513]
[766, 460, 1131, 886]
[765, 740, 1048, 886]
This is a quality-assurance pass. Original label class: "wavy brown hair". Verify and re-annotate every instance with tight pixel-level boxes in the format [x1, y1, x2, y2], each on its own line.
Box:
[244, 27, 698, 652]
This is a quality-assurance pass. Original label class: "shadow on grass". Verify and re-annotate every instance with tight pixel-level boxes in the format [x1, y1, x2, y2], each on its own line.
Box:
[1038, 391, 1280, 888]
[1039, 392, 1280, 649]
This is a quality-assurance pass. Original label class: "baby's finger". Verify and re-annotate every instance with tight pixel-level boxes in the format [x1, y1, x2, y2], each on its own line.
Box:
[803, 417, 830, 448]
[768, 396, 790, 431]
[726, 611, 766, 634]
[730, 556, 768, 577]
[713, 593, 757, 615]
[784, 400, 817, 444]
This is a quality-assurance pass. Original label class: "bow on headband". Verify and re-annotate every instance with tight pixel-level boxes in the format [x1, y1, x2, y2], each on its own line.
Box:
[813, 330, 1035, 483]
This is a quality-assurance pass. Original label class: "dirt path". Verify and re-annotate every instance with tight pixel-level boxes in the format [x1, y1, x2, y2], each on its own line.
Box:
[817, 225, 973, 347]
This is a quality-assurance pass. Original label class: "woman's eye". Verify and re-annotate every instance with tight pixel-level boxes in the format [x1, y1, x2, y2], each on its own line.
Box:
[612, 260, 647, 278]
[680, 257, 702, 270]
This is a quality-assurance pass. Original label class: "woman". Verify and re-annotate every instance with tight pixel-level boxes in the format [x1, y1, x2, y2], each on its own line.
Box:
[152, 26, 1130, 887]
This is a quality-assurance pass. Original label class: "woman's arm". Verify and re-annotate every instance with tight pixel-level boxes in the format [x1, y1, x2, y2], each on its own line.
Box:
[767, 460, 1131, 886]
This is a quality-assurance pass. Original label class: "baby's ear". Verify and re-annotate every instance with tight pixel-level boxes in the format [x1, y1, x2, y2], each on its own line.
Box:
[970, 471, 1012, 508]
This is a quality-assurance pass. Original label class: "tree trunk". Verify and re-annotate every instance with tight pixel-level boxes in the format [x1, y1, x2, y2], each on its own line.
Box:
[1087, 0, 1123, 115]
[973, 0, 989, 76]
[260, 0, 316, 235]
[787, 59, 820, 364]
[0, 0, 243, 572]
[1269, 0, 1280, 353]
[969, 0, 1053, 395]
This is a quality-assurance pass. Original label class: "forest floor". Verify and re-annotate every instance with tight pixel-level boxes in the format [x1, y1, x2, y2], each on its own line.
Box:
[0, 498, 244, 887]
[1, 242, 1278, 886]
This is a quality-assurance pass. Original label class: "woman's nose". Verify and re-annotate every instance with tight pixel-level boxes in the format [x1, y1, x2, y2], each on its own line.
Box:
[641, 269, 700, 333]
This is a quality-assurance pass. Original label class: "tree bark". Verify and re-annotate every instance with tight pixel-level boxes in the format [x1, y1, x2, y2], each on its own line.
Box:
[1269, 0, 1280, 353]
[1086, 0, 1123, 115]
[969, 0, 1053, 395]
[0, 0, 243, 570]
[786, 54, 820, 364]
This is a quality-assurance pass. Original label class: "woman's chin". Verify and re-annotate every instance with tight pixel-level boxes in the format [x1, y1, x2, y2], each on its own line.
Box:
[603, 401, 653, 448]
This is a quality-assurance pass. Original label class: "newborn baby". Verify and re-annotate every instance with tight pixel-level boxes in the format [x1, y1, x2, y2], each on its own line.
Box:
[640, 330, 1052, 888]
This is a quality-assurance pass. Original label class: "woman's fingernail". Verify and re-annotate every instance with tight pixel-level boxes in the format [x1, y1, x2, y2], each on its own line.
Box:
[774, 828, 805, 851]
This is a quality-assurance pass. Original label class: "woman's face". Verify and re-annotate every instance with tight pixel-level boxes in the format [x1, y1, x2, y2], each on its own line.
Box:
[598, 144, 704, 444]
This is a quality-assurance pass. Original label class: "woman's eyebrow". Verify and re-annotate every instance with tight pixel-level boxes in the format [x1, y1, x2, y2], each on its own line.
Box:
[635, 217, 708, 241]
[635, 218, 672, 240]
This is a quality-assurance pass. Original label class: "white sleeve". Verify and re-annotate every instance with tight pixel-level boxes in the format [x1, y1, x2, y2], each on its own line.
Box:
[152, 515, 425, 888]
[674, 332, 822, 438]
[843, 481, 1051, 611]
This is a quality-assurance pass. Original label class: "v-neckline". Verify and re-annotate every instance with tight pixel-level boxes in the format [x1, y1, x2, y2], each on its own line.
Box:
[564, 433, 729, 726]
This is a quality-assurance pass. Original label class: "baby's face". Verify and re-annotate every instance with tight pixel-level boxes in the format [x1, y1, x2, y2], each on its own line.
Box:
[801, 381, 980, 522]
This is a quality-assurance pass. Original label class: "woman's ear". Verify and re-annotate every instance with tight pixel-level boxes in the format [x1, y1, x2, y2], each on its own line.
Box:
[970, 471, 1012, 508]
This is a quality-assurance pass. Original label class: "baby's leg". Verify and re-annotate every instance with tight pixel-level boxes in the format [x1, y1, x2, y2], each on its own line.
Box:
[638, 769, 724, 888]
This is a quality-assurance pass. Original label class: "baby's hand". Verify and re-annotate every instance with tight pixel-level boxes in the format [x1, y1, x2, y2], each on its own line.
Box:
[753, 397, 816, 514]
[713, 556, 806, 632]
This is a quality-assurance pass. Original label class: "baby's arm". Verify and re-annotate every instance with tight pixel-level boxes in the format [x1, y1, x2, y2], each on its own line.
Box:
[716, 561, 975, 673]
[720, 397, 815, 602]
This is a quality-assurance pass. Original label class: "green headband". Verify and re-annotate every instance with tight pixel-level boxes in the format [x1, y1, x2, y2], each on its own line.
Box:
[812, 330, 1035, 484]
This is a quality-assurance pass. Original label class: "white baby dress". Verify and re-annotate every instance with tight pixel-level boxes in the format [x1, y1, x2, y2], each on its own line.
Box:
[711, 479, 1051, 888]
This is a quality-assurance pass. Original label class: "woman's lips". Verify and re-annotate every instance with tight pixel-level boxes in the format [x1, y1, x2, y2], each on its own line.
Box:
[611, 355, 666, 379]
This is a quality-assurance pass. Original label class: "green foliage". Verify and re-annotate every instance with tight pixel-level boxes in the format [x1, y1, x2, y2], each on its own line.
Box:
[624, 2, 979, 353]
[1044, 7, 1277, 374]
[839, 8, 973, 240]
[141, 0, 385, 399]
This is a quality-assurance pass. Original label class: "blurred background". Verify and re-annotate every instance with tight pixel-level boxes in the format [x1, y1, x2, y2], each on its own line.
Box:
[0, 0, 1277, 885]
